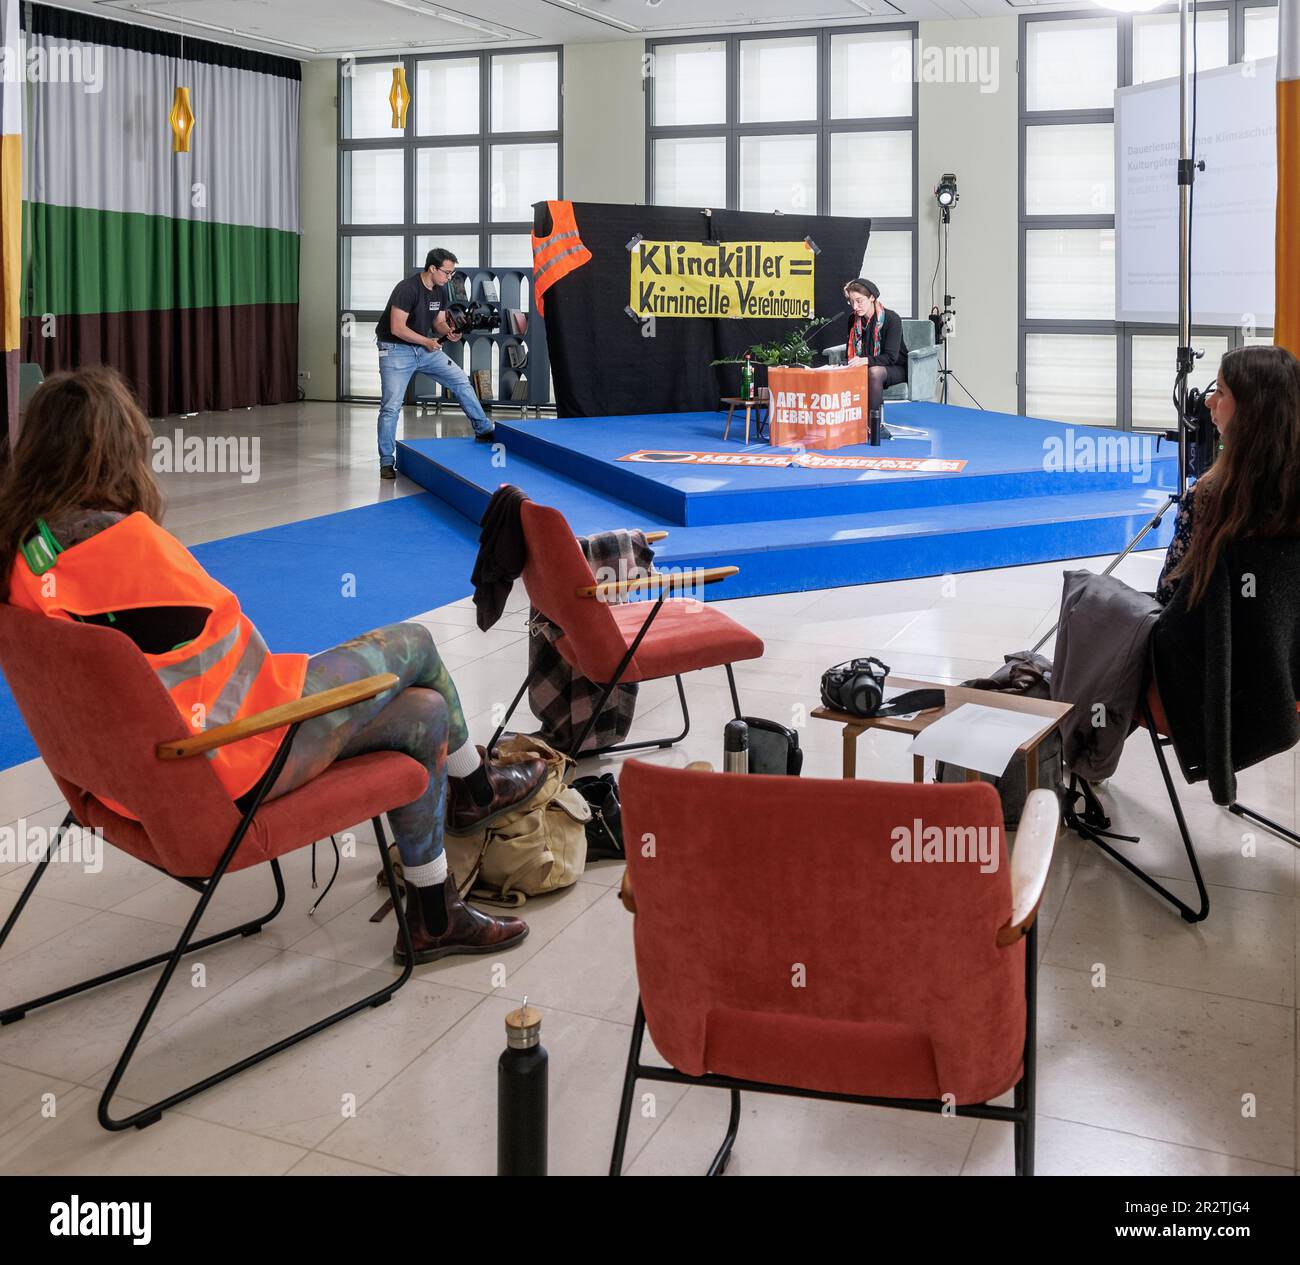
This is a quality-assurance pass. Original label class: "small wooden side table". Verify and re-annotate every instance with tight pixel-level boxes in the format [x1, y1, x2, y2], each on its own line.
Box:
[811, 675, 1073, 789]
[721, 394, 769, 444]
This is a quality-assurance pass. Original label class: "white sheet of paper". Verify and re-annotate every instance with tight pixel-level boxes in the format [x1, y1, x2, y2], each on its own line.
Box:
[908, 703, 1047, 777]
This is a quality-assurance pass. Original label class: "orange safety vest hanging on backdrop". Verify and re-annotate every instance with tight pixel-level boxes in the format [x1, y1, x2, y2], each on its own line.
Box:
[7, 512, 308, 817]
[530, 200, 592, 316]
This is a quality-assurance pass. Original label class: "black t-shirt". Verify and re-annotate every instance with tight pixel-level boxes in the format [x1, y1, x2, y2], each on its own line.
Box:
[376, 272, 448, 343]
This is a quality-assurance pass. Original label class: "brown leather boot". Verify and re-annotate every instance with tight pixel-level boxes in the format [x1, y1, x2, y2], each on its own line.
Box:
[446, 750, 547, 836]
[393, 872, 529, 965]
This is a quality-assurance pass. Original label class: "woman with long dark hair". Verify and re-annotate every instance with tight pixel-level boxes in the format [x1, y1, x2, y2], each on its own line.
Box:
[1156, 344, 1300, 606]
[0, 366, 545, 965]
[1051, 343, 1300, 787]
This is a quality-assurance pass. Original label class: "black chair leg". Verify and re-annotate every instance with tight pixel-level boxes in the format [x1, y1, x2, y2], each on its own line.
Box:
[725, 662, 742, 721]
[1227, 801, 1300, 849]
[583, 675, 691, 758]
[609, 1001, 647, 1176]
[0, 811, 74, 955]
[94, 814, 413, 1130]
[1, 826, 287, 1027]
[1015, 919, 1037, 1176]
[0, 802, 412, 1129]
[487, 675, 531, 756]
[707, 1090, 741, 1176]
[1064, 701, 1210, 923]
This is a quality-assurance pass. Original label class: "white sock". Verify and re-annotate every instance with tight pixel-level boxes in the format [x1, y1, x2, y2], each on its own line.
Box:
[446, 741, 482, 780]
[403, 854, 448, 888]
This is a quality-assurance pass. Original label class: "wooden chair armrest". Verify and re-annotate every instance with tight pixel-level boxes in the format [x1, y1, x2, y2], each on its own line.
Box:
[996, 788, 1060, 947]
[156, 673, 399, 760]
[576, 565, 739, 600]
[644, 530, 669, 543]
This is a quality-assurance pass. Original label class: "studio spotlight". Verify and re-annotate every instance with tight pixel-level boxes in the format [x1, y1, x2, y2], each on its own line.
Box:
[934, 173, 958, 215]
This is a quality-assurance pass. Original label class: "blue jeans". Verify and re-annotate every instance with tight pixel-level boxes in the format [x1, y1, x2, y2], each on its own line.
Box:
[376, 340, 493, 464]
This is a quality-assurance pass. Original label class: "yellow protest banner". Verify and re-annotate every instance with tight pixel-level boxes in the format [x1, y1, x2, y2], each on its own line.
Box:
[628, 240, 815, 319]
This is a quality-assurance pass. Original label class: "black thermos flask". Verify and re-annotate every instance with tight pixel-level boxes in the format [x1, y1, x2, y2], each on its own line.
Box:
[498, 999, 547, 1176]
[724, 718, 749, 774]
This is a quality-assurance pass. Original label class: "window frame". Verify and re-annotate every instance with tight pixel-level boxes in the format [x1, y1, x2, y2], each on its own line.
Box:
[1018, 3, 1276, 430]
[336, 47, 564, 401]
[645, 24, 920, 320]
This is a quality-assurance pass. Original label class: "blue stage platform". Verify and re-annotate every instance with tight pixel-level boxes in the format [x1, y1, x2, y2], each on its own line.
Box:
[396, 402, 1177, 600]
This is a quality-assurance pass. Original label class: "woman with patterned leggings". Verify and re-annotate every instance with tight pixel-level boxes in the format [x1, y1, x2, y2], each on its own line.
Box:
[0, 367, 545, 964]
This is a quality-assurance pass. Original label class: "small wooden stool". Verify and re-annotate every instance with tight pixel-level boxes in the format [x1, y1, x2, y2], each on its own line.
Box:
[721, 392, 769, 444]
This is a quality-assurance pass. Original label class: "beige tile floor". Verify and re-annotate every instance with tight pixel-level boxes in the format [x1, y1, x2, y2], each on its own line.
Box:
[0, 403, 1295, 1176]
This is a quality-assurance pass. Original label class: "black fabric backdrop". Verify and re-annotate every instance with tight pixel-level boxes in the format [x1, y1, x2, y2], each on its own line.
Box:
[537, 202, 870, 418]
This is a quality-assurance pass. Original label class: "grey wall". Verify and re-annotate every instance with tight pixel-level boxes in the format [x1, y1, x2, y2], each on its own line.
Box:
[916, 16, 1020, 414]
[298, 58, 338, 401]
[562, 39, 646, 204]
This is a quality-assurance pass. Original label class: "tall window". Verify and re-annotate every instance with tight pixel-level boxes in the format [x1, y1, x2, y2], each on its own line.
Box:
[1019, 4, 1278, 429]
[646, 26, 919, 318]
[337, 49, 563, 399]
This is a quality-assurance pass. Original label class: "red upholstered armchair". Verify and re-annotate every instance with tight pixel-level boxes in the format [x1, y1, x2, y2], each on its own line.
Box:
[488, 501, 765, 757]
[612, 761, 1059, 1176]
[0, 604, 428, 1132]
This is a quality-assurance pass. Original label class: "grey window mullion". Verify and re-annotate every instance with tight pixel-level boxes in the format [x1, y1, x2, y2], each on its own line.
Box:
[478, 51, 490, 263]
[1022, 109, 1113, 125]
[827, 114, 917, 128]
[1023, 216, 1115, 231]
[726, 33, 738, 210]
[1023, 320, 1119, 333]
[1119, 327, 1132, 432]
[647, 123, 731, 140]
[1020, 9, 1126, 420]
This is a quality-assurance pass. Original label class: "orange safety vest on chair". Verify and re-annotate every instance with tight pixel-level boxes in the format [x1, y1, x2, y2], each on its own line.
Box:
[531, 200, 592, 316]
[7, 512, 308, 817]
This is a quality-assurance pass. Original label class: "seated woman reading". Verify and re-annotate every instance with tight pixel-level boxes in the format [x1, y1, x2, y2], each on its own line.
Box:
[844, 277, 908, 432]
[0, 366, 545, 965]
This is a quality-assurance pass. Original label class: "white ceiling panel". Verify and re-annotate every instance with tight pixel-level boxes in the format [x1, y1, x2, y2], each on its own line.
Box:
[53, 0, 1091, 60]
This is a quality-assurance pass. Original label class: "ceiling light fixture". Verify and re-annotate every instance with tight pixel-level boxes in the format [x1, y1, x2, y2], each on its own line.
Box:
[541, 0, 643, 35]
[374, 0, 517, 39]
[1089, 0, 1168, 13]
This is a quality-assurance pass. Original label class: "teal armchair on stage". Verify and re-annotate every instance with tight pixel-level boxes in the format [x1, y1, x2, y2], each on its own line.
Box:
[884, 319, 941, 404]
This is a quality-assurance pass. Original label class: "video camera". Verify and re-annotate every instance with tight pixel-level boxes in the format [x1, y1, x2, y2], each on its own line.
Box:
[445, 271, 502, 336]
[1164, 377, 1221, 479]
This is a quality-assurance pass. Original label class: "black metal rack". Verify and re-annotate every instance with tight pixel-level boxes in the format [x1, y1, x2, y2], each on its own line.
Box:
[410, 267, 553, 417]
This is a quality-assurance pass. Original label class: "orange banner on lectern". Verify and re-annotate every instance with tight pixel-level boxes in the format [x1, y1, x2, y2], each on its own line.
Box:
[767, 365, 868, 450]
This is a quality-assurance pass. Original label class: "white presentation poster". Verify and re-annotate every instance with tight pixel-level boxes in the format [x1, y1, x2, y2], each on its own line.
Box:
[1115, 58, 1277, 327]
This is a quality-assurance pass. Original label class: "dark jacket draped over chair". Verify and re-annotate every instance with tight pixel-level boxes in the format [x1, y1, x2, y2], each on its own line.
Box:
[1152, 539, 1300, 804]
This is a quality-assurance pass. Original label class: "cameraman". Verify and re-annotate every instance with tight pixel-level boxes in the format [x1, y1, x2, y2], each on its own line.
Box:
[375, 247, 495, 479]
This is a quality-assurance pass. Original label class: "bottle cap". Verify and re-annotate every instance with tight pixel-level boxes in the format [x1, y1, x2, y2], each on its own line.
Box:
[724, 719, 749, 752]
[505, 996, 543, 1049]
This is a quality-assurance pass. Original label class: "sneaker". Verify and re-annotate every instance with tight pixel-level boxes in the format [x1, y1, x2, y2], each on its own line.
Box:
[379, 464, 397, 480]
[474, 428, 497, 444]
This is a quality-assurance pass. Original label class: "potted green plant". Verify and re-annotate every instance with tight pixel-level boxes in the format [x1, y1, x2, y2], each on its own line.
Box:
[711, 317, 832, 370]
